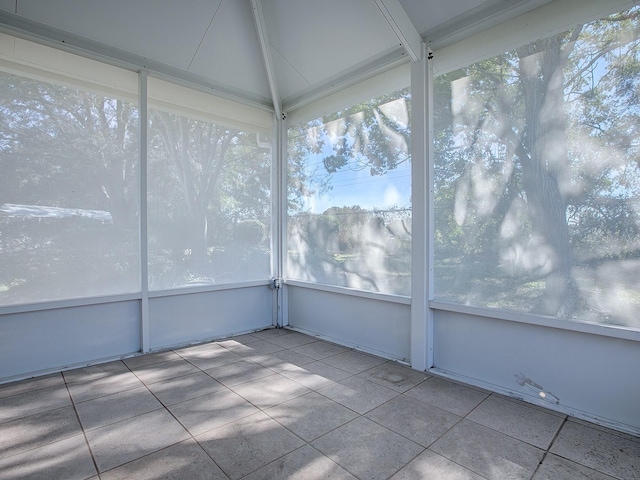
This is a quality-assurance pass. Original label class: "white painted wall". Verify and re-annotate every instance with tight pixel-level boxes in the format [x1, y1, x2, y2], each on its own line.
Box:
[148, 286, 273, 350]
[0, 300, 140, 381]
[433, 310, 640, 434]
[287, 284, 411, 362]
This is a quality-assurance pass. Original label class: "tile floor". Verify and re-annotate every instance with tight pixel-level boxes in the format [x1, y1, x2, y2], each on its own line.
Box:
[0, 328, 638, 480]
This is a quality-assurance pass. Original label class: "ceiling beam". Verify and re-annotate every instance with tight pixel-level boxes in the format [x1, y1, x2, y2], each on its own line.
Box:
[250, 0, 282, 119]
[373, 0, 423, 62]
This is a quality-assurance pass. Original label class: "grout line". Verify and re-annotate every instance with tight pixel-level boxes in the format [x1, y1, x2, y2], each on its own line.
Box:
[8, 333, 636, 479]
[64, 378, 101, 477]
[528, 416, 569, 480]
[120, 353, 233, 477]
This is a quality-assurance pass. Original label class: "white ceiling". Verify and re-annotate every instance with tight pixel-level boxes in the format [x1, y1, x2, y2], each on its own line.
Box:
[0, 0, 545, 110]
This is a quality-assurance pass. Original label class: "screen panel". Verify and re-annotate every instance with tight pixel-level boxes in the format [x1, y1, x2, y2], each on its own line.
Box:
[0, 40, 140, 306]
[287, 78, 411, 296]
[147, 81, 272, 290]
[433, 5, 640, 330]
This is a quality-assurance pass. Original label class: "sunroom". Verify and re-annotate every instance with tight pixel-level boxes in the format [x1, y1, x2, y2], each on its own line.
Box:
[0, 0, 639, 479]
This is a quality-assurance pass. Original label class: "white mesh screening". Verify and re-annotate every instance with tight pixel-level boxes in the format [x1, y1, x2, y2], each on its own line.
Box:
[287, 77, 411, 296]
[0, 41, 140, 306]
[433, 4, 640, 329]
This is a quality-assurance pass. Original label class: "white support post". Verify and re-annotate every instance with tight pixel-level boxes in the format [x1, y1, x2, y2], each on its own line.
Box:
[410, 43, 434, 371]
[425, 48, 435, 369]
[279, 113, 289, 327]
[270, 118, 279, 327]
[139, 71, 150, 352]
[252, 0, 287, 327]
[270, 112, 287, 328]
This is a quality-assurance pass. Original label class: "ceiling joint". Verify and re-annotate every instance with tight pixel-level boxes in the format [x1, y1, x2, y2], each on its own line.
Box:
[373, 0, 423, 62]
[250, 0, 282, 119]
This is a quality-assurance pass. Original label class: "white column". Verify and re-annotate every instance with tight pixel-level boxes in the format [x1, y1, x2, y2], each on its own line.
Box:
[410, 43, 434, 370]
[139, 70, 150, 352]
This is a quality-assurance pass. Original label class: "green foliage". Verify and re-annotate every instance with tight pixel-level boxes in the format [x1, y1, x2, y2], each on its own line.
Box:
[433, 6, 640, 323]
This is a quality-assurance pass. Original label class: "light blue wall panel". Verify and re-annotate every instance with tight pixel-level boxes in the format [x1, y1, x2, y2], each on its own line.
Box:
[148, 286, 273, 349]
[0, 300, 140, 381]
[433, 310, 640, 434]
[287, 286, 411, 361]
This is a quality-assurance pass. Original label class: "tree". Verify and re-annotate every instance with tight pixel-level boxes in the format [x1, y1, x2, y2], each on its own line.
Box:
[433, 7, 640, 322]
[0, 72, 140, 304]
[147, 110, 273, 287]
[286, 89, 413, 295]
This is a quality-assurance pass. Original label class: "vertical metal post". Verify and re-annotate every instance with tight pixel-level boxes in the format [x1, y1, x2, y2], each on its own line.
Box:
[270, 112, 288, 328]
[425, 48, 435, 369]
[139, 71, 150, 352]
[279, 113, 289, 327]
[410, 43, 434, 370]
[270, 116, 281, 327]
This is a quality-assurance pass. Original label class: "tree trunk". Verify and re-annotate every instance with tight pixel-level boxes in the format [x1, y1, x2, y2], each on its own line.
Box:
[519, 35, 579, 316]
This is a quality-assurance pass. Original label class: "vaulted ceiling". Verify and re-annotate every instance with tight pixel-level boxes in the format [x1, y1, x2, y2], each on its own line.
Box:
[0, 0, 550, 110]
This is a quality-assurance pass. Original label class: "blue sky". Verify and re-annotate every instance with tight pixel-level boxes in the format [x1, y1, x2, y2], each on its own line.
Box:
[302, 153, 411, 213]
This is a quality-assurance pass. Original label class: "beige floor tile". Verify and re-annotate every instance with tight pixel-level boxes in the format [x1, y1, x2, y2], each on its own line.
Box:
[318, 376, 399, 414]
[311, 416, 424, 480]
[279, 361, 352, 390]
[0, 384, 71, 423]
[0, 373, 64, 400]
[290, 341, 350, 360]
[205, 359, 275, 387]
[0, 406, 81, 459]
[168, 387, 259, 436]
[2, 330, 638, 480]
[62, 360, 129, 384]
[0, 434, 96, 480]
[66, 370, 143, 403]
[75, 386, 162, 430]
[243, 444, 357, 480]
[267, 392, 358, 441]
[269, 348, 316, 367]
[250, 328, 290, 340]
[320, 350, 388, 374]
[358, 362, 430, 393]
[145, 371, 225, 406]
[173, 341, 227, 357]
[179, 346, 243, 370]
[569, 417, 640, 444]
[264, 332, 318, 349]
[122, 350, 181, 369]
[217, 333, 261, 345]
[532, 453, 618, 480]
[130, 358, 200, 385]
[100, 439, 228, 480]
[231, 373, 310, 408]
[248, 350, 315, 372]
[390, 449, 485, 480]
[467, 394, 565, 449]
[230, 339, 286, 357]
[196, 411, 305, 479]
[431, 419, 544, 480]
[86, 409, 190, 473]
[405, 377, 488, 416]
[550, 420, 640, 480]
[366, 394, 460, 447]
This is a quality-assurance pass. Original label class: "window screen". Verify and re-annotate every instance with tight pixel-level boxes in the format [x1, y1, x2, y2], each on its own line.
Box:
[433, 5, 640, 329]
[287, 76, 411, 296]
[147, 79, 272, 290]
[0, 38, 140, 306]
